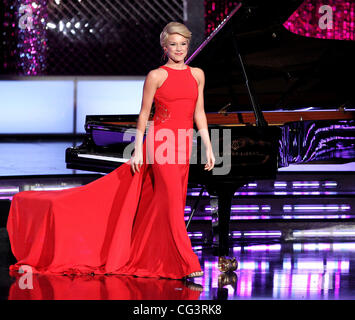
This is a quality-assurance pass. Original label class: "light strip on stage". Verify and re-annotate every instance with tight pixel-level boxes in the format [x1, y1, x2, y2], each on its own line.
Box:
[292, 181, 320, 188]
[293, 230, 355, 237]
[231, 205, 268, 212]
[274, 181, 287, 188]
[206, 204, 354, 215]
[283, 204, 351, 212]
[234, 192, 258, 196]
[293, 243, 332, 251]
[32, 185, 82, 191]
[243, 244, 281, 252]
[205, 205, 271, 212]
[274, 191, 288, 195]
[186, 230, 282, 241]
[0, 187, 20, 193]
[0, 196, 13, 200]
[193, 190, 344, 196]
[187, 232, 203, 238]
[243, 231, 282, 237]
[187, 214, 355, 220]
[231, 231, 282, 238]
[323, 182, 338, 188]
[293, 243, 355, 252]
[284, 215, 353, 219]
[332, 243, 355, 251]
[77, 154, 130, 163]
[231, 231, 242, 237]
[292, 191, 321, 195]
[291, 260, 349, 272]
[230, 216, 261, 220]
[274, 181, 338, 189]
[187, 191, 210, 196]
[246, 183, 257, 188]
[278, 162, 355, 172]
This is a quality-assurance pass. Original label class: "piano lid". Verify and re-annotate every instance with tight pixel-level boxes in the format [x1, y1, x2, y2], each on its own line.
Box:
[186, 0, 355, 112]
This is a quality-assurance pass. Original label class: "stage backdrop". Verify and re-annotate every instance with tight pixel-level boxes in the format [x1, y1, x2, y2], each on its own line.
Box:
[0, 0, 212, 76]
[0, 0, 272, 134]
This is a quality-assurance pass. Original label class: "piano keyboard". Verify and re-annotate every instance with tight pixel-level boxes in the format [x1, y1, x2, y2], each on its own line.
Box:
[77, 153, 130, 163]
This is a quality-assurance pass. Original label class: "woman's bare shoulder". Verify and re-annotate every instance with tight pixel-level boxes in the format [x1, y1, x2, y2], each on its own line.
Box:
[144, 68, 167, 89]
[189, 66, 205, 85]
[146, 67, 167, 82]
[189, 66, 204, 74]
[147, 67, 167, 77]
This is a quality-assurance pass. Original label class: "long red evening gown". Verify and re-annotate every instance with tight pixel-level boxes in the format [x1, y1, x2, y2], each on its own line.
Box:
[7, 65, 202, 279]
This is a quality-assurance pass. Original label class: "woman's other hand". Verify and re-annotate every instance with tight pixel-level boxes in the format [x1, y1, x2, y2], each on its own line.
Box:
[130, 148, 143, 173]
[204, 147, 215, 171]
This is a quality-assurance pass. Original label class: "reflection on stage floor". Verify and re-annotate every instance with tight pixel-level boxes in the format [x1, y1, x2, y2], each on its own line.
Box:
[2, 241, 355, 300]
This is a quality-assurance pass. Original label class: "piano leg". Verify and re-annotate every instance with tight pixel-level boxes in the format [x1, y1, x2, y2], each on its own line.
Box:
[209, 182, 246, 272]
[210, 190, 234, 256]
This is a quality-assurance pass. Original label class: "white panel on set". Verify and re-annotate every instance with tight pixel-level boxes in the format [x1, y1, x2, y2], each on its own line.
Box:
[76, 78, 144, 134]
[0, 80, 74, 134]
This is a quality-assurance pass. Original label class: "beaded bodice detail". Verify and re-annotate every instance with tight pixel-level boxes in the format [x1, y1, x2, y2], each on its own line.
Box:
[152, 65, 198, 127]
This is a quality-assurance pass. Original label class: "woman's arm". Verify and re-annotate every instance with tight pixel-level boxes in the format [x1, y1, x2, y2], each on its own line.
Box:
[131, 69, 160, 173]
[192, 67, 215, 171]
[134, 70, 160, 150]
[193, 68, 212, 151]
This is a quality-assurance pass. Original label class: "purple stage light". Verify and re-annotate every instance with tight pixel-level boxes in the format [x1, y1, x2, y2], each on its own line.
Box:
[243, 244, 281, 252]
[231, 231, 281, 238]
[274, 181, 288, 188]
[292, 181, 320, 188]
[187, 191, 210, 196]
[230, 216, 261, 220]
[274, 191, 288, 195]
[0, 196, 13, 200]
[283, 204, 351, 212]
[187, 232, 203, 238]
[231, 231, 242, 237]
[205, 204, 272, 213]
[323, 181, 338, 188]
[293, 230, 355, 237]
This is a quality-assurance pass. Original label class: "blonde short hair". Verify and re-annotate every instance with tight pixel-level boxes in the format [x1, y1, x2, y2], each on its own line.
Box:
[160, 22, 192, 48]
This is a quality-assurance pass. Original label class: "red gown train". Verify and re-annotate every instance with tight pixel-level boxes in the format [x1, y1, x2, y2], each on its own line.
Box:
[7, 65, 202, 279]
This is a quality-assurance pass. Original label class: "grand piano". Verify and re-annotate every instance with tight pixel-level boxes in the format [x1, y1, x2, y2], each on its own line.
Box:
[66, 1, 355, 258]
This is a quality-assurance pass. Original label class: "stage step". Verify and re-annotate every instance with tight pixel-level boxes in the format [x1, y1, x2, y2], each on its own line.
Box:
[1, 171, 355, 244]
[186, 194, 355, 220]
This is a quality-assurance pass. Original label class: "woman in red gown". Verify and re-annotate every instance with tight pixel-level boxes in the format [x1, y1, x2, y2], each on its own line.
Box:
[7, 22, 215, 279]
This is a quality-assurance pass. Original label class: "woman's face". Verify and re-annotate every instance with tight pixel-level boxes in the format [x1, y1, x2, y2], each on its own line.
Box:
[164, 33, 189, 62]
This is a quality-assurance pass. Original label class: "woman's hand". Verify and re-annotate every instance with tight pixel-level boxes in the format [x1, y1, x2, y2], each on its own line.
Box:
[130, 148, 143, 173]
[204, 147, 215, 171]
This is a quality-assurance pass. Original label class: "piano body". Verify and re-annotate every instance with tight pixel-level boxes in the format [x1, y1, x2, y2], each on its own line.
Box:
[66, 1, 355, 257]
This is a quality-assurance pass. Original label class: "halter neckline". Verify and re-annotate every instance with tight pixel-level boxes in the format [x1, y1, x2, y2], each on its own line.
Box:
[161, 65, 189, 71]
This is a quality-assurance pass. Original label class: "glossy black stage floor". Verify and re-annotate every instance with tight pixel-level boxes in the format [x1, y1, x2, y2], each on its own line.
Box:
[2, 139, 355, 300]
[3, 238, 355, 300]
